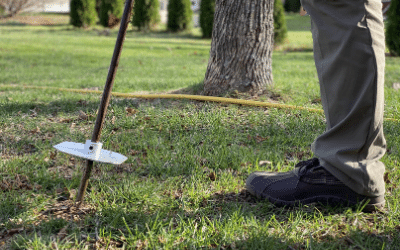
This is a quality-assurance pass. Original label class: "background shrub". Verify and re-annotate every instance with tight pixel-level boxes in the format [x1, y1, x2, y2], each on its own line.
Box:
[284, 0, 301, 13]
[95, 0, 101, 16]
[167, 0, 193, 32]
[0, 4, 5, 16]
[99, 0, 124, 28]
[200, 0, 215, 38]
[386, 0, 400, 56]
[70, 0, 97, 28]
[274, 0, 287, 45]
[132, 0, 160, 31]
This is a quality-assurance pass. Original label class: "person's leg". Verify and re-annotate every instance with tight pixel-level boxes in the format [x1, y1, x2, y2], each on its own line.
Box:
[246, 0, 387, 212]
[302, 0, 386, 198]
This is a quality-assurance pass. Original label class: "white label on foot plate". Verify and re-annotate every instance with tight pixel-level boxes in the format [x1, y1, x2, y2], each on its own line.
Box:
[53, 140, 127, 165]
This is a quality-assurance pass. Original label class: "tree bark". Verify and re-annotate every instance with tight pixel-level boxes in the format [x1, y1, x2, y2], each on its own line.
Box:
[203, 0, 274, 96]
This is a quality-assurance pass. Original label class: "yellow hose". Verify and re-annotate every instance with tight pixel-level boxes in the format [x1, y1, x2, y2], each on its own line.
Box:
[2, 84, 399, 122]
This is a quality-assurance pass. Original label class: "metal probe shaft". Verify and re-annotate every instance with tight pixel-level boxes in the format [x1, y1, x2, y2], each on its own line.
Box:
[76, 0, 135, 203]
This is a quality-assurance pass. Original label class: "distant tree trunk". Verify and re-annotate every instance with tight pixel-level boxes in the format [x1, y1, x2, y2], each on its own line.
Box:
[203, 0, 274, 96]
[0, 0, 52, 18]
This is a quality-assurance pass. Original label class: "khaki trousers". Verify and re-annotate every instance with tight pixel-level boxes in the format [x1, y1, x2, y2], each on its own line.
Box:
[300, 0, 387, 197]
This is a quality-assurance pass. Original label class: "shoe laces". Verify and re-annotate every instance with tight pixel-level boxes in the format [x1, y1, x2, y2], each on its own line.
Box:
[295, 158, 343, 185]
[295, 158, 322, 176]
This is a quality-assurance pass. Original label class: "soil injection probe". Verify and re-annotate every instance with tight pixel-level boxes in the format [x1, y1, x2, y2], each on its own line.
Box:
[53, 0, 135, 204]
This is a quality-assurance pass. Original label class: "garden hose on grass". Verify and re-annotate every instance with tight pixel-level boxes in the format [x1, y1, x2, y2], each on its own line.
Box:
[2, 84, 399, 123]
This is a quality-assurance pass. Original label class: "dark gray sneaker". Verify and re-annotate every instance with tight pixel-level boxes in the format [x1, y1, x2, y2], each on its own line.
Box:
[246, 158, 385, 213]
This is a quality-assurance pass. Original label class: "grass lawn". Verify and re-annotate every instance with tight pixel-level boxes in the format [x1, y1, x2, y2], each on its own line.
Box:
[1, 13, 400, 249]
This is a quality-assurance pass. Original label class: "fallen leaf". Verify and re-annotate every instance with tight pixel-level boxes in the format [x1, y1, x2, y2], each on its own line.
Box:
[240, 162, 252, 167]
[393, 83, 400, 91]
[209, 171, 216, 181]
[7, 227, 24, 236]
[255, 135, 269, 143]
[77, 99, 87, 106]
[384, 172, 390, 184]
[130, 150, 140, 156]
[57, 226, 68, 240]
[78, 110, 88, 120]
[50, 151, 57, 160]
[136, 239, 149, 249]
[111, 116, 116, 124]
[59, 118, 72, 123]
[259, 160, 272, 166]
[30, 126, 40, 134]
[125, 107, 137, 116]
[312, 98, 321, 104]
[34, 183, 42, 190]
[51, 242, 59, 250]
[69, 189, 77, 199]
[30, 109, 37, 117]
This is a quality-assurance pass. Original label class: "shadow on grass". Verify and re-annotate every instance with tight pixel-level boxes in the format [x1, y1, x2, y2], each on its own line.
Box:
[166, 82, 205, 95]
[2, 144, 399, 249]
[231, 227, 399, 249]
[0, 81, 208, 118]
[0, 23, 68, 27]
[283, 47, 314, 53]
[81, 188, 398, 249]
[0, 22, 27, 27]
[0, 25, 207, 43]
[1, 81, 399, 248]
[0, 193, 29, 227]
[0, 98, 100, 117]
[127, 29, 204, 40]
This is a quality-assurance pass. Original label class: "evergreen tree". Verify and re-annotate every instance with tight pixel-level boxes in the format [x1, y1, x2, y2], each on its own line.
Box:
[149, 0, 161, 29]
[167, 0, 193, 32]
[0, 4, 5, 16]
[70, 0, 97, 28]
[95, 0, 102, 19]
[273, 0, 287, 45]
[386, 0, 400, 56]
[99, 0, 125, 28]
[200, 0, 215, 38]
[132, 0, 160, 31]
[284, 0, 301, 13]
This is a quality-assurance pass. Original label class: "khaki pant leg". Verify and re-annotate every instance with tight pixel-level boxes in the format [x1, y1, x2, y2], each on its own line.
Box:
[300, 0, 386, 197]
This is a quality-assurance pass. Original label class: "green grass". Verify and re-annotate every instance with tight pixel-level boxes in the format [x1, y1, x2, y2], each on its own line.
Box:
[1, 13, 400, 249]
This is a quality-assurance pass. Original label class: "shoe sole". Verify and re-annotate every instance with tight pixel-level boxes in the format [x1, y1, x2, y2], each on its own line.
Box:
[246, 184, 386, 213]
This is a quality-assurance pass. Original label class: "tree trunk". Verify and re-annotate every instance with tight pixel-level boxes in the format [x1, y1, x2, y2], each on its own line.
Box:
[0, 14, 13, 19]
[203, 0, 274, 96]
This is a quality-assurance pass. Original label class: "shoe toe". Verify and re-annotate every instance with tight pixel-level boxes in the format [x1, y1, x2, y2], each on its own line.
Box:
[246, 171, 276, 197]
[245, 172, 259, 196]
